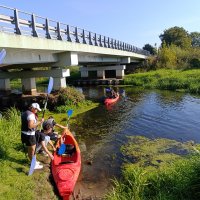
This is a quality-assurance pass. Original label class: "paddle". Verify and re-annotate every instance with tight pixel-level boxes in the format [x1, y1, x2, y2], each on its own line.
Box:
[28, 77, 54, 176]
[105, 88, 111, 92]
[67, 109, 73, 128]
[119, 89, 128, 101]
[42, 77, 54, 119]
[58, 109, 73, 155]
[58, 137, 66, 155]
[0, 49, 6, 64]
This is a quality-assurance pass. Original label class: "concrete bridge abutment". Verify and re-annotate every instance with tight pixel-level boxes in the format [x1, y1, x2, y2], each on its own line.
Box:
[80, 65, 126, 79]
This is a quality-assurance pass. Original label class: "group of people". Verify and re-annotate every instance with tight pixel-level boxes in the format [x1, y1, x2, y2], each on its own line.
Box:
[21, 102, 67, 170]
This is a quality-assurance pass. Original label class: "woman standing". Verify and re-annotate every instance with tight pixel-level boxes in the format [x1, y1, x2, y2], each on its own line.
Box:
[21, 103, 44, 169]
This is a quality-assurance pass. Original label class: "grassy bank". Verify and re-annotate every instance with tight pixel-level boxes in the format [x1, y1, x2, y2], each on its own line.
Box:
[124, 69, 200, 94]
[0, 102, 98, 200]
[106, 136, 200, 200]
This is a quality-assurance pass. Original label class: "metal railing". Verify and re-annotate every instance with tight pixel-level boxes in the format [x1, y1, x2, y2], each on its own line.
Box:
[0, 5, 150, 56]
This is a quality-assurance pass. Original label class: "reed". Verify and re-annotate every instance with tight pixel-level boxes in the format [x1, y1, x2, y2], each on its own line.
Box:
[124, 69, 200, 94]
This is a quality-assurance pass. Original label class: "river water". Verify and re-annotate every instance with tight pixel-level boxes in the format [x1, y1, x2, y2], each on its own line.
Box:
[70, 86, 200, 199]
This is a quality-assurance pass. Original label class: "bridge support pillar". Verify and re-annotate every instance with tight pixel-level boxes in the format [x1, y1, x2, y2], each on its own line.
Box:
[80, 69, 88, 78]
[53, 77, 66, 90]
[97, 70, 105, 79]
[0, 79, 11, 92]
[116, 69, 124, 79]
[21, 78, 37, 95]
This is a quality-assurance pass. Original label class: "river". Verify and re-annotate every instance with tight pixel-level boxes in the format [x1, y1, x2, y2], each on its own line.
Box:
[69, 86, 200, 199]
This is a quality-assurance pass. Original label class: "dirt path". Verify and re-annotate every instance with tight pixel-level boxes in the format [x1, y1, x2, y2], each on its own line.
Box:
[72, 164, 111, 200]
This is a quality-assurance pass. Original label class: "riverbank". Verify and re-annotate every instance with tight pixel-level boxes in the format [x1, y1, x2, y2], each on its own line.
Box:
[124, 69, 200, 94]
[106, 136, 200, 200]
[0, 102, 99, 200]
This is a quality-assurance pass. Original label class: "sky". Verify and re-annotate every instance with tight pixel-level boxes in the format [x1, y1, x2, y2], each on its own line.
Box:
[0, 0, 200, 49]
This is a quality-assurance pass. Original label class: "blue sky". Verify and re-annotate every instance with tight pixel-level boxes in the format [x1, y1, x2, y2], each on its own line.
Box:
[1, 0, 200, 48]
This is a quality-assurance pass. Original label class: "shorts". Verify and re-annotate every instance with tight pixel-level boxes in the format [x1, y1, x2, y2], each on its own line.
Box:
[21, 133, 36, 146]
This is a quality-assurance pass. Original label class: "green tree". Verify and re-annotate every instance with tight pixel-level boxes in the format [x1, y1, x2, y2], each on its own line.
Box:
[190, 32, 200, 47]
[157, 43, 177, 68]
[159, 26, 191, 49]
[143, 44, 157, 55]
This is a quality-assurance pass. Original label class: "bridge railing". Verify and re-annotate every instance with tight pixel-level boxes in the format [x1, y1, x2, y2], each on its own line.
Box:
[0, 5, 150, 56]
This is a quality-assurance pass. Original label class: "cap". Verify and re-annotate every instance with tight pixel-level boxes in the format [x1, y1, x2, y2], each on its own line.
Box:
[31, 103, 41, 111]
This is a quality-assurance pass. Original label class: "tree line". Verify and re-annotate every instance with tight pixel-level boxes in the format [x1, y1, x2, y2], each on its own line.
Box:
[142, 26, 200, 70]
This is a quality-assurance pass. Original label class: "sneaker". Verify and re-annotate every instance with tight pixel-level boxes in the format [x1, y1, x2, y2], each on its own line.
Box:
[36, 161, 41, 165]
[34, 162, 43, 170]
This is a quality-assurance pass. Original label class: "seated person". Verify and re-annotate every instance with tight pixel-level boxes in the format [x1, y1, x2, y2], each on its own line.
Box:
[64, 144, 76, 156]
[35, 123, 56, 159]
[110, 89, 118, 98]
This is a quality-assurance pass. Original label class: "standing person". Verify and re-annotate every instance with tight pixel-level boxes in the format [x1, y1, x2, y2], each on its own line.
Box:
[21, 103, 44, 169]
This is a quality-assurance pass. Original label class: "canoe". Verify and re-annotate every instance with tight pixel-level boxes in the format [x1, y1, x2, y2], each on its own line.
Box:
[104, 94, 119, 106]
[51, 128, 81, 200]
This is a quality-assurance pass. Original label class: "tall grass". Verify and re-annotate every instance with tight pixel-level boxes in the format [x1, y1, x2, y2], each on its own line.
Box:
[106, 156, 200, 200]
[106, 136, 200, 200]
[124, 69, 200, 94]
[0, 108, 21, 158]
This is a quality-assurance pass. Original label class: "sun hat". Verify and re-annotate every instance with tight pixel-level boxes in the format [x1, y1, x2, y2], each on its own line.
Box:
[31, 103, 41, 111]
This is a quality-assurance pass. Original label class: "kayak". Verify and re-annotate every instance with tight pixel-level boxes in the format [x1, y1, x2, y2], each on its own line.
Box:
[51, 128, 81, 200]
[104, 94, 119, 106]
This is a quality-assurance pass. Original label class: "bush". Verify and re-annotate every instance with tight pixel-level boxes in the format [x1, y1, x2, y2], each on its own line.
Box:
[47, 86, 85, 111]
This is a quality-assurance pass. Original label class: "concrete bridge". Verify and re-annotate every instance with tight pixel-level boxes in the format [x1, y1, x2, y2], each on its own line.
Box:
[0, 5, 149, 94]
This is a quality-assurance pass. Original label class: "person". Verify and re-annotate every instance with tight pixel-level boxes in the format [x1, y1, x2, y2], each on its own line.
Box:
[37, 117, 68, 156]
[21, 103, 44, 169]
[110, 89, 118, 98]
[35, 123, 55, 160]
[43, 116, 66, 142]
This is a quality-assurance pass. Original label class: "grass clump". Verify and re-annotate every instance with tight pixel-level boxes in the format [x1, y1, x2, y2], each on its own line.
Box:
[106, 136, 200, 200]
[124, 69, 200, 94]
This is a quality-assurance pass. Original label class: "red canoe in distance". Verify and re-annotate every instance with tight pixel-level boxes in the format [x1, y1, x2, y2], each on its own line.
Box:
[51, 128, 81, 200]
[104, 94, 120, 106]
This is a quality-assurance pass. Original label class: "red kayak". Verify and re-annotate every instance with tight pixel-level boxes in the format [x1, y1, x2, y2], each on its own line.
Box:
[104, 94, 119, 106]
[51, 128, 81, 200]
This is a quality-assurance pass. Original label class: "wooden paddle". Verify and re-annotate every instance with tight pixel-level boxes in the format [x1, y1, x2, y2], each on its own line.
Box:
[28, 77, 54, 176]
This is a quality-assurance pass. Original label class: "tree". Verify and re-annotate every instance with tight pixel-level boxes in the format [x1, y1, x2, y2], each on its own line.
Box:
[143, 44, 157, 55]
[159, 26, 191, 49]
[190, 32, 200, 47]
[157, 43, 177, 69]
